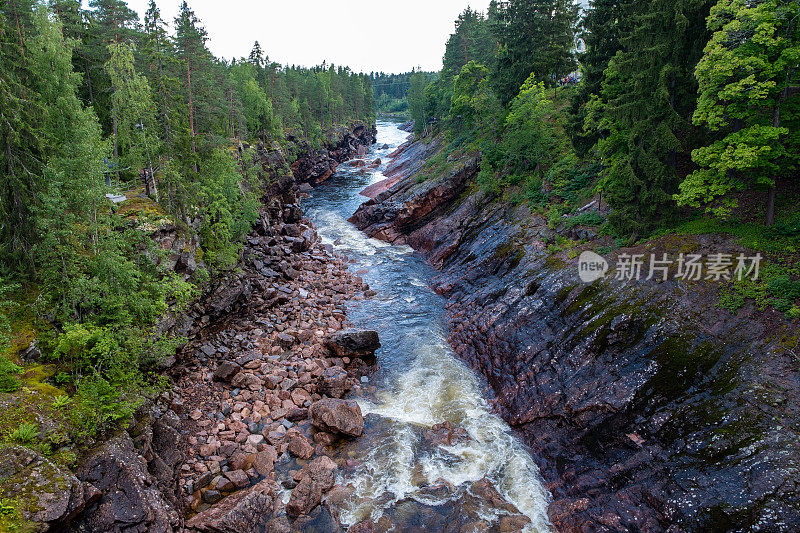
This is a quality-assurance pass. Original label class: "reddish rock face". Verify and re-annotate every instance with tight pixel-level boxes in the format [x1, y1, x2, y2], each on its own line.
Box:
[309, 398, 364, 437]
[349, 132, 800, 531]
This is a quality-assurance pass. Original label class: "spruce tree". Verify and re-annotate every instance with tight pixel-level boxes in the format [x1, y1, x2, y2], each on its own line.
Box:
[589, 0, 714, 237]
[489, 0, 580, 104]
[0, 4, 43, 269]
[568, 0, 631, 155]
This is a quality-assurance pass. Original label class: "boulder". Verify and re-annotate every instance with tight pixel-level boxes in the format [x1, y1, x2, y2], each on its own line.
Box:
[286, 456, 339, 517]
[251, 447, 277, 477]
[0, 446, 99, 530]
[318, 366, 350, 399]
[213, 361, 241, 382]
[425, 421, 471, 447]
[287, 430, 315, 460]
[325, 329, 381, 359]
[74, 433, 180, 532]
[309, 398, 364, 437]
[286, 477, 321, 517]
[186, 479, 277, 532]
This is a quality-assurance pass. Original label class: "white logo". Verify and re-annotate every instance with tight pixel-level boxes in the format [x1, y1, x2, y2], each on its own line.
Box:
[579, 251, 609, 283]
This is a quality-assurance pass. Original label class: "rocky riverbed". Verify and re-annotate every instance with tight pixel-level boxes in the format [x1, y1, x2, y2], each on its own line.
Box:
[176, 198, 382, 531]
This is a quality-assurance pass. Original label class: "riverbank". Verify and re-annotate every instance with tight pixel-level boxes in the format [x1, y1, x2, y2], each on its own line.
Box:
[0, 123, 383, 532]
[351, 133, 800, 531]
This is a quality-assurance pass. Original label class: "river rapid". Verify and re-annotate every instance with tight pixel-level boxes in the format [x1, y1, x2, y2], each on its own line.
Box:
[302, 120, 552, 531]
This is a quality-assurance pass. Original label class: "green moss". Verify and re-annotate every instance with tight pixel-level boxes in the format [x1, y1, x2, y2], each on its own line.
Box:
[648, 338, 723, 400]
[20, 365, 63, 398]
[0, 497, 35, 533]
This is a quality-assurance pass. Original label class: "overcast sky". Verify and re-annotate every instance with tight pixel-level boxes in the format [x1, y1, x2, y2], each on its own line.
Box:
[84, 0, 500, 73]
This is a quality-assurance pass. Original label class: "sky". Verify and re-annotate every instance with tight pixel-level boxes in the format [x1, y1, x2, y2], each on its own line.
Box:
[84, 0, 498, 74]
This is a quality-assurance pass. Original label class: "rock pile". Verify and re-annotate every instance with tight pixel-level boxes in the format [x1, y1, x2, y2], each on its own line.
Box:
[174, 193, 380, 530]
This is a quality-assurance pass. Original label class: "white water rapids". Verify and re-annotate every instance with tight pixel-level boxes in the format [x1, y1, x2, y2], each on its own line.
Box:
[302, 120, 552, 532]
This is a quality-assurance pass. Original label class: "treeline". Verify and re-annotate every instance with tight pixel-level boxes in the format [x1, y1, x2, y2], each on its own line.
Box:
[0, 0, 374, 435]
[370, 70, 437, 115]
[409, 0, 799, 238]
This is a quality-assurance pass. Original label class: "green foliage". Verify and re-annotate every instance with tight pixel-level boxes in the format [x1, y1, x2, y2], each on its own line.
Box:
[442, 7, 498, 81]
[676, 0, 800, 223]
[408, 71, 428, 133]
[0, 358, 22, 393]
[70, 374, 142, 437]
[10, 423, 38, 444]
[199, 149, 261, 272]
[719, 263, 800, 317]
[52, 395, 71, 409]
[476, 75, 567, 197]
[588, 0, 714, 238]
[564, 212, 605, 228]
[489, 0, 580, 104]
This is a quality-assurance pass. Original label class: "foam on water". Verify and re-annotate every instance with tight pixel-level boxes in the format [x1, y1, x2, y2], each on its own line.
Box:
[303, 120, 552, 532]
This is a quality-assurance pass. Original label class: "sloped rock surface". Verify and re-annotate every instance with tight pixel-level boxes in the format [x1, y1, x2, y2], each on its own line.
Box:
[351, 134, 800, 531]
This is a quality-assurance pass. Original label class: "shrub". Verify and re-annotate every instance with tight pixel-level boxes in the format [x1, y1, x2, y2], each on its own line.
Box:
[10, 423, 38, 444]
[565, 212, 605, 228]
[70, 374, 142, 438]
[0, 358, 22, 393]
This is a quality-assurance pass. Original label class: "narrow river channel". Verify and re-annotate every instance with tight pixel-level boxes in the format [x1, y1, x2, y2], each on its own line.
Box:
[302, 120, 552, 532]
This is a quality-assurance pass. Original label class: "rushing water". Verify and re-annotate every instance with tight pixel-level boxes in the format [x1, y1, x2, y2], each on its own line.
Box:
[302, 120, 551, 531]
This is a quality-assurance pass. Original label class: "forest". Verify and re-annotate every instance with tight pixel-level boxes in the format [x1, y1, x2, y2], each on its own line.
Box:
[409, 0, 800, 238]
[371, 70, 437, 116]
[1, 0, 798, 438]
[0, 0, 374, 437]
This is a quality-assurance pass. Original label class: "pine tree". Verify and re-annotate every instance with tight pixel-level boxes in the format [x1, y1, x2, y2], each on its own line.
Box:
[143, 0, 180, 148]
[442, 8, 497, 81]
[676, 0, 800, 225]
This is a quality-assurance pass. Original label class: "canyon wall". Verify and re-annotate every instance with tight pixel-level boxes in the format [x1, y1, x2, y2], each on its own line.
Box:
[351, 137, 800, 532]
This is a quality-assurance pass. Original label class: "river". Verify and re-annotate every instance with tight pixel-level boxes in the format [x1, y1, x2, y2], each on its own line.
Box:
[302, 120, 552, 531]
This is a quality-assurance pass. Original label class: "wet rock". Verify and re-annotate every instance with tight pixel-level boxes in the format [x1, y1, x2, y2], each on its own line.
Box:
[309, 398, 364, 437]
[286, 477, 322, 517]
[325, 329, 381, 359]
[0, 446, 99, 530]
[74, 432, 180, 532]
[349, 520, 377, 533]
[299, 456, 338, 491]
[318, 366, 350, 399]
[425, 421, 471, 447]
[286, 456, 339, 516]
[252, 447, 278, 476]
[287, 430, 315, 460]
[186, 479, 277, 532]
[202, 489, 223, 504]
